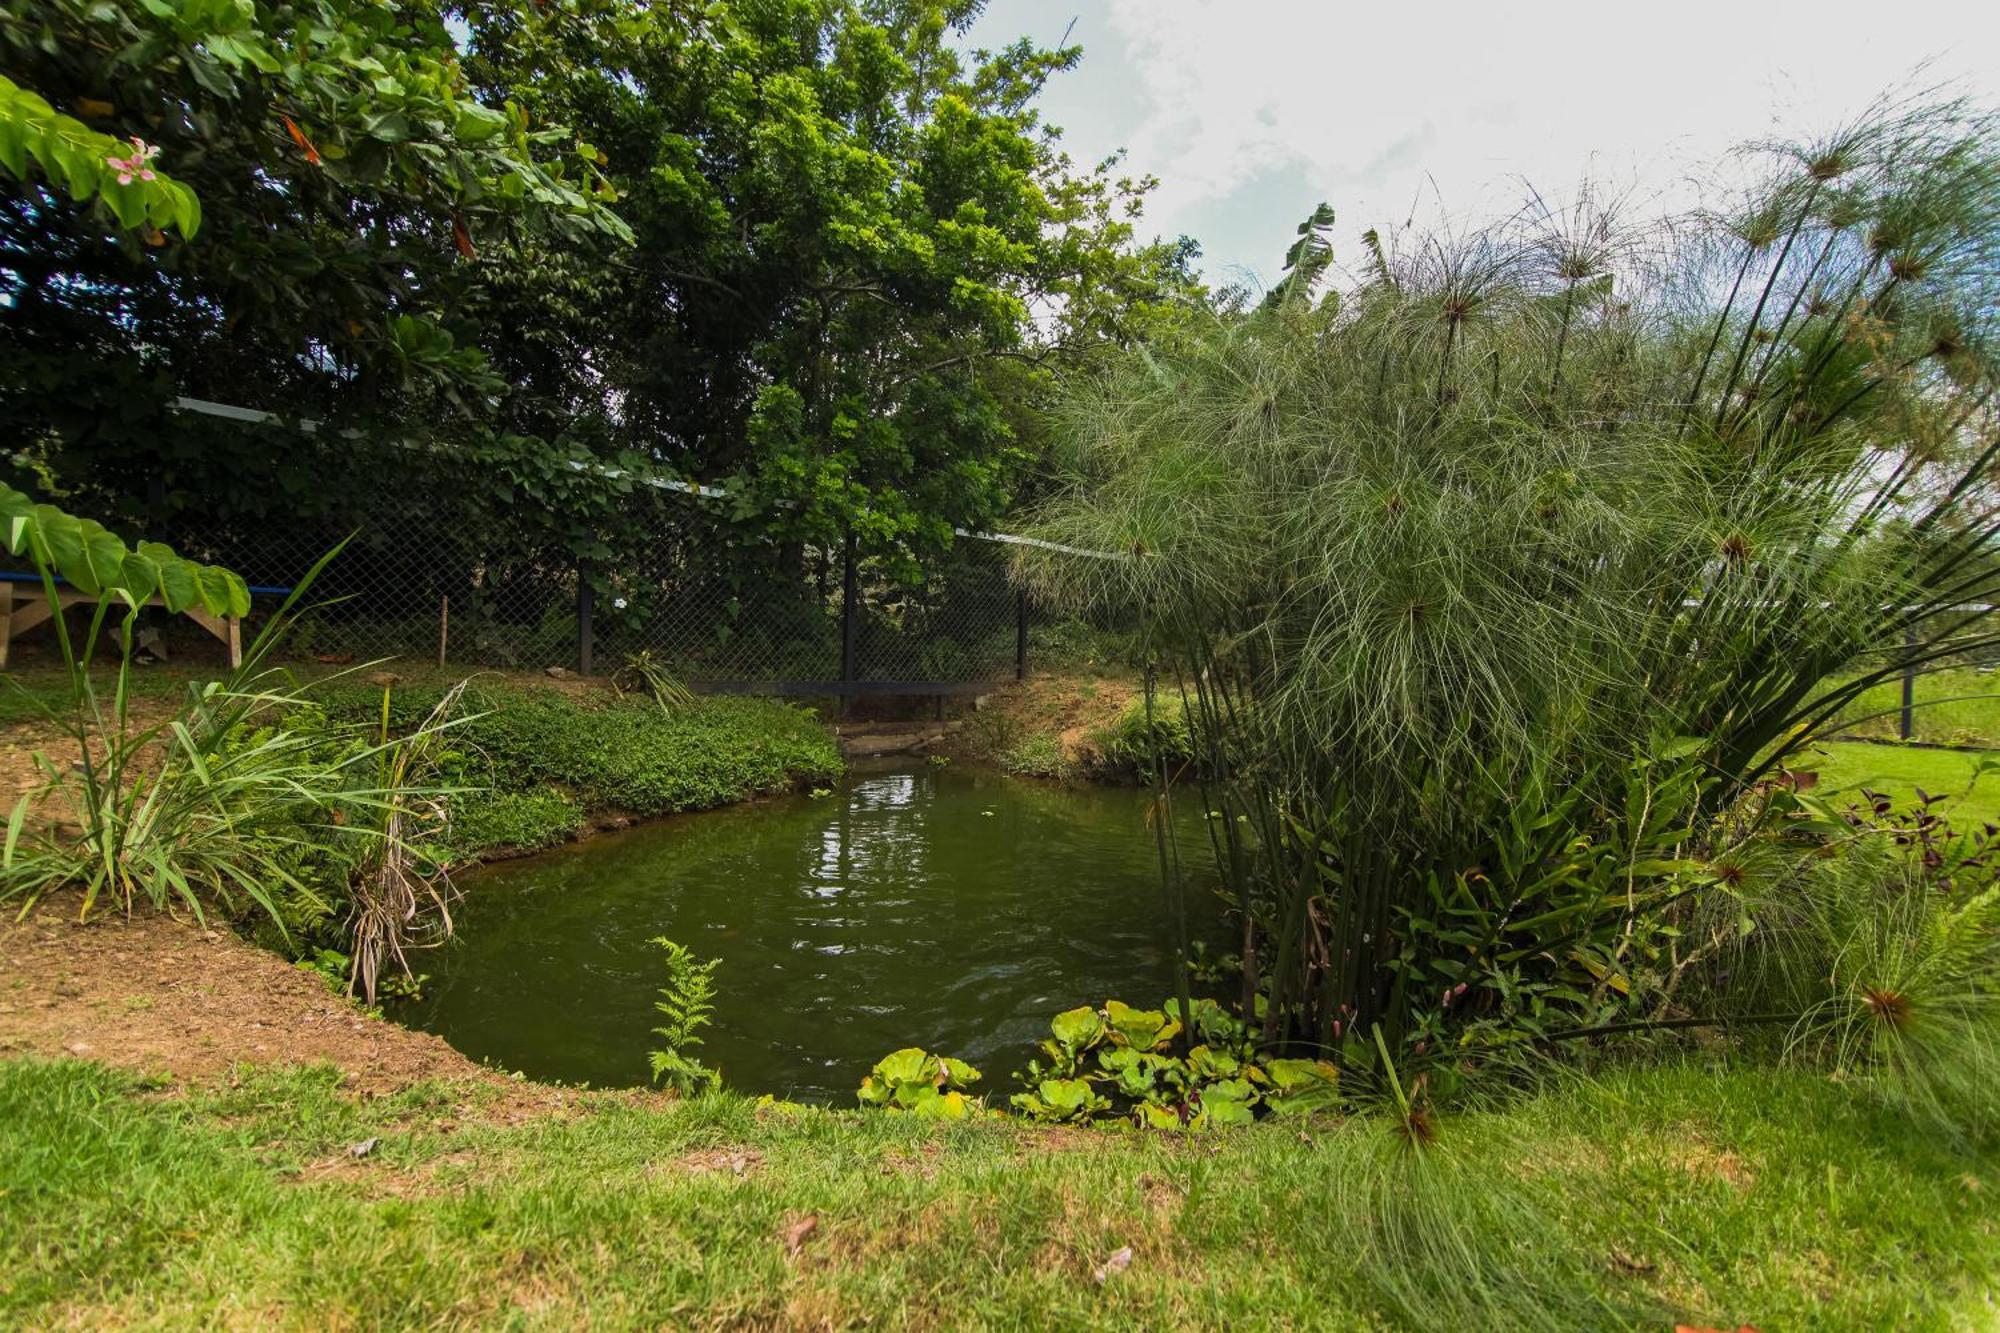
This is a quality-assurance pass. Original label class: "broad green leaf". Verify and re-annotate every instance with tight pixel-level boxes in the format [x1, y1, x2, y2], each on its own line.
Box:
[216, 568, 250, 618]
[31, 505, 86, 587]
[1049, 1005, 1104, 1052]
[868, 1046, 936, 1089]
[454, 103, 507, 142]
[1104, 999, 1180, 1052]
[142, 542, 202, 612]
[908, 1087, 972, 1120]
[195, 564, 238, 617]
[119, 549, 161, 603]
[0, 483, 34, 553]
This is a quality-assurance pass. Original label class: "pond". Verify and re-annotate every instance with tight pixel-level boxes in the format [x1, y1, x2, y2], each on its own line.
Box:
[403, 762, 1219, 1101]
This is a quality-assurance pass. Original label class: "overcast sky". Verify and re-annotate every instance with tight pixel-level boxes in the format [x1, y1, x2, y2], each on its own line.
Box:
[963, 1, 2000, 292]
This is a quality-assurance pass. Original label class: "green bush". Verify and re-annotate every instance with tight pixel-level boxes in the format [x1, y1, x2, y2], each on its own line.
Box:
[1087, 695, 1195, 779]
[445, 788, 584, 857]
[318, 684, 842, 844]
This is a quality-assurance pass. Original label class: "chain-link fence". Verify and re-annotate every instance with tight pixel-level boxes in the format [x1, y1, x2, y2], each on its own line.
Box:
[137, 439, 1028, 693]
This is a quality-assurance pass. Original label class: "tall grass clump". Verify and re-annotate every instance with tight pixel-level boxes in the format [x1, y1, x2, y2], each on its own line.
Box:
[1016, 94, 2000, 1089]
[0, 518, 472, 1002]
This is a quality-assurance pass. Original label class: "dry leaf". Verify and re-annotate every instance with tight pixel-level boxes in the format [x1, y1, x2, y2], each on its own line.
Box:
[280, 114, 321, 165]
[1610, 1248, 1656, 1276]
[780, 1212, 818, 1257]
[1092, 1245, 1133, 1285]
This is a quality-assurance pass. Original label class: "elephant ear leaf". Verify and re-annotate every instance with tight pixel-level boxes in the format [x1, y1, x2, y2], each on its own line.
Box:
[73, 520, 132, 598]
[30, 504, 85, 584]
[0, 484, 35, 555]
[142, 542, 202, 613]
[212, 567, 250, 618]
[195, 564, 239, 617]
[119, 548, 161, 605]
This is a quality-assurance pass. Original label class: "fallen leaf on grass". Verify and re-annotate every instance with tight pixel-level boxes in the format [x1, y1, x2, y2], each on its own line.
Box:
[780, 1212, 819, 1257]
[1093, 1245, 1133, 1285]
[1610, 1247, 1656, 1276]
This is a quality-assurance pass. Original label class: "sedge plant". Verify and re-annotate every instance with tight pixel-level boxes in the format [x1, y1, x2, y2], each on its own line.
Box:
[1015, 94, 2000, 1079]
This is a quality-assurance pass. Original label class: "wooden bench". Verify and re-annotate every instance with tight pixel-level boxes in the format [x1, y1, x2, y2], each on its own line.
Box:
[0, 573, 260, 669]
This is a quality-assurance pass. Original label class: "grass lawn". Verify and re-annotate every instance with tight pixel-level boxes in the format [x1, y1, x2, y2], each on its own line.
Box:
[2, 1059, 1994, 1329]
[1831, 665, 2000, 747]
[1809, 739, 2000, 827]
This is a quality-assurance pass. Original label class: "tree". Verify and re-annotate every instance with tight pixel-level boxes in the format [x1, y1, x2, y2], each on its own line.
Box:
[460, 0, 1196, 570]
[0, 0, 629, 531]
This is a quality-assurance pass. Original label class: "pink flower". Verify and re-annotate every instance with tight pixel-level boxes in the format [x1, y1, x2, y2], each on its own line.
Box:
[104, 137, 160, 186]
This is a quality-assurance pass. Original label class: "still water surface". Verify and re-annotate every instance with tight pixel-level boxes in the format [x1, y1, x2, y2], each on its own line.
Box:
[404, 763, 1215, 1100]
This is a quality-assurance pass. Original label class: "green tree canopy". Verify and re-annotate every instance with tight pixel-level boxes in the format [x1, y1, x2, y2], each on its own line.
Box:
[3, 0, 1196, 577]
[0, 0, 629, 532]
[460, 0, 1198, 566]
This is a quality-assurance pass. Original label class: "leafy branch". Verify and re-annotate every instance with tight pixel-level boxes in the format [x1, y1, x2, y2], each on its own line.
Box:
[0, 74, 200, 236]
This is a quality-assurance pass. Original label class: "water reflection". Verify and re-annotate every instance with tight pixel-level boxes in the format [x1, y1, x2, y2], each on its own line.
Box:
[403, 762, 1217, 1101]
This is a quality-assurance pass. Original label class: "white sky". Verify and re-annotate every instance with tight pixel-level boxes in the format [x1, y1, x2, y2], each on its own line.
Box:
[964, 0, 2000, 290]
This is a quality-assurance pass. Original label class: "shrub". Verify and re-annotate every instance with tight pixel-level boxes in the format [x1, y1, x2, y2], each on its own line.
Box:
[1000, 731, 1074, 780]
[1016, 97, 2000, 1064]
[320, 684, 842, 830]
[1087, 694, 1195, 780]
[445, 788, 584, 856]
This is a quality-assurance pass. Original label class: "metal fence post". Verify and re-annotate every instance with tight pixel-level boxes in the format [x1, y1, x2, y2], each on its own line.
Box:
[840, 529, 858, 716]
[1016, 587, 1029, 681]
[577, 559, 595, 677]
[1900, 627, 1916, 741]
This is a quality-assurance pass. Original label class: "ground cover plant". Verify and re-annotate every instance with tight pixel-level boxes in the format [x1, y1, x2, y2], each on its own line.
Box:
[312, 680, 843, 855]
[1017, 97, 2000, 1130]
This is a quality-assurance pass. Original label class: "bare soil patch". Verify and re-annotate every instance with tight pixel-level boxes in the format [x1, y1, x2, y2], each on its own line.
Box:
[0, 893, 563, 1117]
[945, 669, 1142, 768]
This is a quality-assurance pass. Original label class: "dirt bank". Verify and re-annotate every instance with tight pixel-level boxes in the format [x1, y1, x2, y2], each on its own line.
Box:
[0, 894, 566, 1116]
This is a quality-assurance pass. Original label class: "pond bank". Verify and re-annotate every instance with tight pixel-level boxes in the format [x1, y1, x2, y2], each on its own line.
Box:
[0, 892, 557, 1113]
[4, 695, 1997, 1326]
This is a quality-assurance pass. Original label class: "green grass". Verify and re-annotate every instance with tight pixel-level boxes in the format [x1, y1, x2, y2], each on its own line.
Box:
[1809, 740, 2000, 827]
[1, 1059, 1993, 1328]
[1831, 666, 2000, 747]
[0, 662, 199, 726]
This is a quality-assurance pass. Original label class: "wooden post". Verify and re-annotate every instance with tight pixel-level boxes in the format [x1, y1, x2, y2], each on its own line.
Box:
[840, 529, 858, 719]
[577, 562, 595, 677]
[437, 596, 449, 669]
[1015, 588, 1029, 682]
[0, 583, 13, 669]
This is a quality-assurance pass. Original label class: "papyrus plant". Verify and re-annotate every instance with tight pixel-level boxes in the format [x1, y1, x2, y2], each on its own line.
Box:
[1017, 95, 2000, 1054]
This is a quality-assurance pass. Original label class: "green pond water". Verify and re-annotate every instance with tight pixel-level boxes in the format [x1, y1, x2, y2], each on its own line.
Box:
[404, 763, 1217, 1101]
